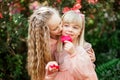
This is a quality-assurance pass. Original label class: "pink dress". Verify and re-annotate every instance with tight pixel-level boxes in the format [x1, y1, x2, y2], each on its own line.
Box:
[45, 46, 98, 80]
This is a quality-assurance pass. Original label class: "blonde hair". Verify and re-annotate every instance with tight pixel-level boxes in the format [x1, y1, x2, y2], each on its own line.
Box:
[58, 10, 85, 52]
[27, 6, 60, 80]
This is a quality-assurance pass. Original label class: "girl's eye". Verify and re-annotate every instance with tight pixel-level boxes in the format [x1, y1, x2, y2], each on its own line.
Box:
[53, 26, 59, 31]
[63, 24, 69, 27]
[73, 26, 79, 29]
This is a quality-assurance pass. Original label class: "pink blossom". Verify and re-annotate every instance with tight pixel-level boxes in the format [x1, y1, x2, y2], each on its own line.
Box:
[57, 0, 61, 3]
[62, 7, 71, 13]
[9, 2, 25, 15]
[76, 0, 81, 3]
[29, 1, 40, 11]
[0, 12, 3, 18]
[72, 3, 82, 10]
[88, 0, 98, 4]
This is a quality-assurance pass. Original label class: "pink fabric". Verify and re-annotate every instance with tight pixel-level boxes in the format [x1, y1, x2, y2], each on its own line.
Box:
[45, 45, 98, 80]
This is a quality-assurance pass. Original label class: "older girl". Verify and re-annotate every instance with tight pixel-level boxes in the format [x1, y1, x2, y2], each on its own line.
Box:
[27, 6, 62, 80]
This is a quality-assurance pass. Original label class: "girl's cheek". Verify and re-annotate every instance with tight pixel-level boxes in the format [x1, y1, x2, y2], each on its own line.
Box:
[62, 30, 65, 34]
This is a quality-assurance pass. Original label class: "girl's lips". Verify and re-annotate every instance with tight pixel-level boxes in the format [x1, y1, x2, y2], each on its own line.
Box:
[61, 35, 73, 43]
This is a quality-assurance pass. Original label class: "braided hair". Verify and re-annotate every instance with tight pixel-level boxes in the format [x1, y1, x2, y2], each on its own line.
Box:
[27, 6, 59, 80]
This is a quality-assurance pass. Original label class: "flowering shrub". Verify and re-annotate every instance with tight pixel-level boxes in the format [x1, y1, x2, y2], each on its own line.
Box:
[0, 12, 3, 18]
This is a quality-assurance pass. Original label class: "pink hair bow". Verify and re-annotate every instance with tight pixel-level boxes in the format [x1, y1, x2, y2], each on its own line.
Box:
[62, 3, 84, 18]
[62, 3, 81, 14]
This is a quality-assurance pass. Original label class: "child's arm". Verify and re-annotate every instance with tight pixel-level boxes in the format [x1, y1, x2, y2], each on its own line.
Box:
[62, 39, 98, 79]
[65, 46, 98, 80]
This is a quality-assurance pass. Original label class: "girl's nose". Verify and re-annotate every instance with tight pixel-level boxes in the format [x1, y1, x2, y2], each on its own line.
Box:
[68, 27, 72, 32]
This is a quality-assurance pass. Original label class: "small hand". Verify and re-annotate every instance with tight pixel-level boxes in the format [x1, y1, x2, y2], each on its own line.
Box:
[46, 61, 59, 75]
[64, 41, 75, 55]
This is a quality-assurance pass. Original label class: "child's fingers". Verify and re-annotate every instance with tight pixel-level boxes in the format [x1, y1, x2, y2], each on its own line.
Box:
[49, 64, 59, 70]
[64, 42, 73, 50]
[64, 40, 71, 43]
[50, 67, 59, 72]
[45, 62, 59, 75]
[45, 61, 58, 71]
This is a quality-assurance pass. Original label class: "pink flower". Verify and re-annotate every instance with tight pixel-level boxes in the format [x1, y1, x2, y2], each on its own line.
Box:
[9, 2, 25, 15]
[61, 35, 72, 43]
[0, 12, 3, 18]
[57, 0, 61, 3]
[88, 0, 98, 4]
[0, 0, 2, 2]
[72, 3, 82, 10]
[29, 1, 40, 11]
[76, 0, 81, 3]
[62, 7, 71, 13]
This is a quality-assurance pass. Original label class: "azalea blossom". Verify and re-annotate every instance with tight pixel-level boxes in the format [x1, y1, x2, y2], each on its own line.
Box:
[62, 7, 71, 13]
[0, 12, 3, 18]
[57, 0, 61, 3]
[76, 0, 81, 3]
[29, 1, 40, 11]
[72, 3, 82, 10]
[88, 0, 98, 4]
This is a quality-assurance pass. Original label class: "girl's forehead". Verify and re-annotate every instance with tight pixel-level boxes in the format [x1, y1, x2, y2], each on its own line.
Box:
[63, 20, 80, 26]
[62, 15, 82, 27]
[63, 22, 80, 26]
[47, 14, 61, 29]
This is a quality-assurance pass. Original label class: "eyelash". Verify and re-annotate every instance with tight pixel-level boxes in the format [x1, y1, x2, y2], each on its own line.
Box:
[73, 26, 78, 29]
[63, 24, 69, 27]
[63, 24, 78, 29]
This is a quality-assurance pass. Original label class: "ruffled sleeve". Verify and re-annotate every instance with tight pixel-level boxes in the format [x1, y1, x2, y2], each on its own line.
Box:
[84, 42, 96, 62]
[68, 46, 98, 80]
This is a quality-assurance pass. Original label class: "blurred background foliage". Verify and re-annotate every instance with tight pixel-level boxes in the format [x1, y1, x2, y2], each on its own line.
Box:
[0, 0, 120, 80]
